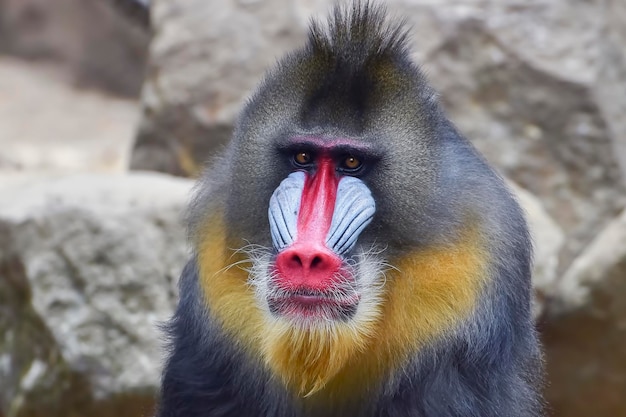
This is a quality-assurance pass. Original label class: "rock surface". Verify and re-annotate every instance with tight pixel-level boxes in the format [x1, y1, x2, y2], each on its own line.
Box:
[542, 209, 626, 417]
[0, 173, 192, 417]
[0, 57, 139, 173]
[0, 0, 149, 96]
[131, 0, 325, 176]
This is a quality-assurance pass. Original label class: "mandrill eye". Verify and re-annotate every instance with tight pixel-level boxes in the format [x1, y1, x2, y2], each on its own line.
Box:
[294, 151, 312, 166]
[342, 155, 362, 171]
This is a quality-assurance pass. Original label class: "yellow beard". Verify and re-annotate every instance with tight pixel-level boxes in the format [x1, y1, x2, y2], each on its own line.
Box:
[197, 214, 489, 400]
[262, 317, 376, 396]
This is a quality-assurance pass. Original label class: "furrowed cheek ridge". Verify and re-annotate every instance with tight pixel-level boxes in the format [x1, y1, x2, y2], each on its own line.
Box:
[268, 171, 305, 250]
[326, 177, 376, 255]
[269, 172, 375, 255]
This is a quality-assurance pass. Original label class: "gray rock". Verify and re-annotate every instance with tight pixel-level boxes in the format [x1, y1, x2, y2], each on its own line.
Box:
[0, 173, 192, 417]
[553, 209, 626, 313]
[0, 0, 149, 96]
[131, 0, 324, 175]
[542, 209, 626, 417]
[0, 57, 140, 174]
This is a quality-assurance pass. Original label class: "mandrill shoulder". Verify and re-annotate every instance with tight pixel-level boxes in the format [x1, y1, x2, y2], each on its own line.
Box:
[436, 117, 531, 252]
[434, 116, 534, 317]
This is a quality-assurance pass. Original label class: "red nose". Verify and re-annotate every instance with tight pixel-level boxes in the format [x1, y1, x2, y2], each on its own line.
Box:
[274, 243, 343, 290]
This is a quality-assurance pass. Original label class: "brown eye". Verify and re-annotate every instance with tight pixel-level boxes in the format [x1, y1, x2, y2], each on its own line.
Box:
[294, 151, 312, 166]
[343, 155, 362, 170]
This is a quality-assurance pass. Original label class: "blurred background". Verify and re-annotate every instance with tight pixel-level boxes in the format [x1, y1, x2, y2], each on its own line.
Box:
[0, 0, 625, 416]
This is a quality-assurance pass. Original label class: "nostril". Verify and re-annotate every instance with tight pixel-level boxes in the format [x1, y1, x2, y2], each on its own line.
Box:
[290, 254, 303, 267]
[311, 256, 322, 268]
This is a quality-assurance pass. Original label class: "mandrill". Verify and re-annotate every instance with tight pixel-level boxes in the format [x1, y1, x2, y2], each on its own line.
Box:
[157, 2, 544, 416]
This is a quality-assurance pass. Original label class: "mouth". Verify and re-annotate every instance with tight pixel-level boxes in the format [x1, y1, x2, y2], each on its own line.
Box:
[267, 289, 360, 322]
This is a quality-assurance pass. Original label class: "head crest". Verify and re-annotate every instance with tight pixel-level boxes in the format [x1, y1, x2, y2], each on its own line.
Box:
[307, 1, 410, 65]
[292, 2, 415, 132]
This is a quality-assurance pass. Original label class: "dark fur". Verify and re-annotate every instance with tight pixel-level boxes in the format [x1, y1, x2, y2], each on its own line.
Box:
[158, 2, 544, 416]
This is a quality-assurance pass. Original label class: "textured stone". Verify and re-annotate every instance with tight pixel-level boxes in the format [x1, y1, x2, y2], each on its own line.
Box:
[0, 57, 139, 173]
[542, 209, 626, 417]
[130, 0, 328, 176]
[0, 173, 192, 417]
[0, 0, 149, 96]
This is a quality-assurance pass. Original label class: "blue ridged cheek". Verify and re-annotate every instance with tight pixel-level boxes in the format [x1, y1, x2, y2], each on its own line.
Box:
[268, 172, 376, 255]
[268, 171, 304, 250]
[326, 177, 376, 255]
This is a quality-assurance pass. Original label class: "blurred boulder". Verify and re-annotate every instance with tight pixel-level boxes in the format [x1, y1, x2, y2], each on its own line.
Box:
[541, 209, 626, 417]
[133, 0, 626, 268]
[130, 0, 323, 176]
[509, 182, 564, 318]
[0, 0, 149, 96]
[0, 57, 139, 173]
[0, 173, 192, 417]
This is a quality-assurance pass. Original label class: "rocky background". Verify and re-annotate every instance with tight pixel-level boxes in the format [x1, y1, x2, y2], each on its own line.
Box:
[0, 1, 625, 416]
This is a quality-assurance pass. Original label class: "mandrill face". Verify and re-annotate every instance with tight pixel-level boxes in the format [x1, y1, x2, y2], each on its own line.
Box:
[222, 135, 393, 396]
[257, 138, 383, 326]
